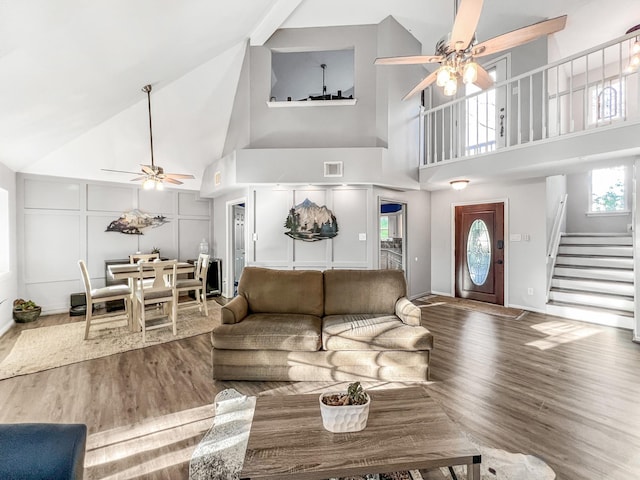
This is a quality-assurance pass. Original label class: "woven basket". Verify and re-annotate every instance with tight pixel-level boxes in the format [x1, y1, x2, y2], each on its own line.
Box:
[13, 306, 42, 323]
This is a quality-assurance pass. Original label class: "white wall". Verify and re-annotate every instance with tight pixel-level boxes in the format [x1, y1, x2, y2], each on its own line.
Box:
[247, 186, 373, 270]
[0, 161, 17, 336]
[211, 185, 431, 299]
[430, 178, 547, 311]
[565, 158, 633, 233]
[17, 174, 212, 314]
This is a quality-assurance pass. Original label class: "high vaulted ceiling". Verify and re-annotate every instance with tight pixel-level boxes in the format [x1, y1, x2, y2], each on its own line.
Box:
[1, 0, 639, 189]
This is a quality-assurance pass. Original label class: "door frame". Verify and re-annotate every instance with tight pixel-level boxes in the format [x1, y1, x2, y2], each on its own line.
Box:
[225, 196, 246, 298]
[450, 198, 510, 306]
[378, 197, 408, 274]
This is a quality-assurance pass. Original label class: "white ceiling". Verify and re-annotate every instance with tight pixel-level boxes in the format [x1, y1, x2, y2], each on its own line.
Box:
[2, 0, 639, 188]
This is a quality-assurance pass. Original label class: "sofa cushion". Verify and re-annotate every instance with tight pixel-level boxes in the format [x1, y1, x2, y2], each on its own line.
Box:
[322, 314, 434, 351]
[324, 269, 407, 315]
[238, 267, 324, 316]
[212, 313, 322, 351]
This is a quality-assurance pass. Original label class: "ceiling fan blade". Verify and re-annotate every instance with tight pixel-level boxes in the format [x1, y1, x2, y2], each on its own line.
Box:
[141, 165, 154, 175]
[473, 65, 494, 90]
[449, 0, 484, 52]
[472, 15, 567, 58]
[375, 55, 444, 65]
[402, 70, 439, 101]
[162, 177, 183, 185]
[101, 168, 141, 175]
[164, 173, 195, 179]
[129, 176, 148, 182]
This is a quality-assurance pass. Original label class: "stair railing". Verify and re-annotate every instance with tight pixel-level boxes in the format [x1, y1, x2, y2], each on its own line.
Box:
[546, 193, 568, 301]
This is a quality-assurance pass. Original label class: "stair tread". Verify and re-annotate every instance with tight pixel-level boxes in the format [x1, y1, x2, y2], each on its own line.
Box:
[550, 287, 634, 300]
[552, 275, 634, 284]
[547, 300, 634, 317]
[554, 264, 633, 270]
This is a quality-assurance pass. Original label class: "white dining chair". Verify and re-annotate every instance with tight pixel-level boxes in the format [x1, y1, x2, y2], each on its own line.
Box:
[175, 253, 210, 316]
[129, 253, 159, 264]
[134, 259, 178, 342]
[78, 260, 132, 340]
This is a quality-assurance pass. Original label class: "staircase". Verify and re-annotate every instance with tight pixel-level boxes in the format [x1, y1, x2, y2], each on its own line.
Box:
[547, 233, 635, 329]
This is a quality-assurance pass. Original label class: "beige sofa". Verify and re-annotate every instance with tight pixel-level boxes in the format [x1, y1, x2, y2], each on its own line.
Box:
[211, 267, 433, 381]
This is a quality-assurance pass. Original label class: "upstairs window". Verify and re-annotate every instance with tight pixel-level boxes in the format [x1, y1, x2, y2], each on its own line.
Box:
[589, 78, 625, 125]
[590, 166, 627, 213]
[465, 68, 498, 155]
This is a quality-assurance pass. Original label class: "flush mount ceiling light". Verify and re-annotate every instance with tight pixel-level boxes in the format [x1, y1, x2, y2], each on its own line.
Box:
[102, 84, 195, 189]
[450, 179, 470, 190]
[375, 0, 567, 99]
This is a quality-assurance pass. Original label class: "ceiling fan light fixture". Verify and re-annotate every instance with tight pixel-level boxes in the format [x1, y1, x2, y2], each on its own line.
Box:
[632, 40, 640, 55]
[143, 178, 156, 190]
[463, 62, 478, 84]
[444, 78, 458, 96]
[155, 180, 164, 191]
[436, 66, 452, 87]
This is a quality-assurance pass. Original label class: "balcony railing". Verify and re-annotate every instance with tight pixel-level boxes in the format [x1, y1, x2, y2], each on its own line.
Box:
[420, 30, 640, 166]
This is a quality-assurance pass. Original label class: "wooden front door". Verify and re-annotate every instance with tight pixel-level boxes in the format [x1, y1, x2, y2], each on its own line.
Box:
[455, 202, 504, 305]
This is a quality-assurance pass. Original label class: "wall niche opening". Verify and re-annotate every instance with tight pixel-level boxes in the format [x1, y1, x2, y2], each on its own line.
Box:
[270, 48, 354, 103]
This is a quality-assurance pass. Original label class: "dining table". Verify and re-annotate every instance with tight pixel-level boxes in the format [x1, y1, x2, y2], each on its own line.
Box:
[107, 261, 195, 332]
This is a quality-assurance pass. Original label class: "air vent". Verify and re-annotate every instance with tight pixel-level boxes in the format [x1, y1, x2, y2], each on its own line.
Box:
[324, 161, 343, 177]
[214, 171, 222, 186]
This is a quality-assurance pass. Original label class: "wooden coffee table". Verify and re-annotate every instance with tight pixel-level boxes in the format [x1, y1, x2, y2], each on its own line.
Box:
[240, 386, 480, 480]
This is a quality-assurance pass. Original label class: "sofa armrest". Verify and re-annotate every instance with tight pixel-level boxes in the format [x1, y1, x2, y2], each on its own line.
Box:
[222, 295, 249, 324]
[395, 297, 422, 326]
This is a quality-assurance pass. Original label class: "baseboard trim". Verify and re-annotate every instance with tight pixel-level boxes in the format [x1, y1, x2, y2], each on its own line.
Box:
[509, 303, 543, 314]
[409, 291, 431, 301]
[430, 290, 452, 297]
[0, 319, 13, 338]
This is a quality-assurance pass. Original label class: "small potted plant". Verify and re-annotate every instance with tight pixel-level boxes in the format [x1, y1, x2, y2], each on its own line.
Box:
[319, 382, 370, 433]
[12, 299, 42, 323]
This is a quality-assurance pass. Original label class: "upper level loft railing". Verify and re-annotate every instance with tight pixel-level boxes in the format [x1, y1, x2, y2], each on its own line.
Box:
[419, 30, 640, 166]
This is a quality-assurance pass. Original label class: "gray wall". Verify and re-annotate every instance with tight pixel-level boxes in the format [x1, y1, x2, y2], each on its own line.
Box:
[374, 187, 431, 299]
[250, 25, 379, 149]
[565, 158, 633, 233]
[430, 177, 547, 311]
[17, 174, 213, 314]
[0, 161, 17, 335]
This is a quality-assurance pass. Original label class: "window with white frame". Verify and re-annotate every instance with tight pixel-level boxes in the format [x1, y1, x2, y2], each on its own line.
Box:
[589, 78, 626, 125]
[465, 68, 498, 155]
[590, 166, 627, 213]
[380, 216, 390, 241]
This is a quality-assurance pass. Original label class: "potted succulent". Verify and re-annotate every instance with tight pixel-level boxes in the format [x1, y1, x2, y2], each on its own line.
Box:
[13, 299, 42, 323]
[319, 382, 370, 433]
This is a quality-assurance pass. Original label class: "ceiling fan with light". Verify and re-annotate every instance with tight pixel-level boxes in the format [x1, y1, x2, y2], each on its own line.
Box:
[375, 0, 567, 100]
[102, 84, 194, 190]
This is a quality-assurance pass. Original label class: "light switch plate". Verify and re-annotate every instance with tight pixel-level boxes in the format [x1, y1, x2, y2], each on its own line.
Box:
[358, 233, 366, 241]
[510, 234, 522, 242]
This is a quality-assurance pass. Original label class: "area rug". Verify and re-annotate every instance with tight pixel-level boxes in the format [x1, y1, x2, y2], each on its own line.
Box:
[0, 301, 221, 380]
[440, 439, 556, 480]
[190, 389, 554, 480]
[415, 295, 525, 319]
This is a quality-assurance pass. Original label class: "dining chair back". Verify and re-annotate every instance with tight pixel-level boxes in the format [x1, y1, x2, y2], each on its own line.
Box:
[78, 260, 131, 340]
[129, 253, 160, 264]
[135, 259, 178, 342]
[175, 253, 210, 317]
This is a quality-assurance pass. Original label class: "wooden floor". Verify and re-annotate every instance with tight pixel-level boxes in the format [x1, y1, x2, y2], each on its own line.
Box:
[1, 300, 639, 479]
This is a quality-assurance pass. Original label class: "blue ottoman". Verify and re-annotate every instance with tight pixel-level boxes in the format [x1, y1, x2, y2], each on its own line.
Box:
[0, 423, 87, 479]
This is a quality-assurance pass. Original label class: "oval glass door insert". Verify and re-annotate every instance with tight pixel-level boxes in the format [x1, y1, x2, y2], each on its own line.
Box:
[467, 219, 491, 286]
